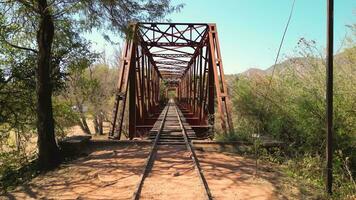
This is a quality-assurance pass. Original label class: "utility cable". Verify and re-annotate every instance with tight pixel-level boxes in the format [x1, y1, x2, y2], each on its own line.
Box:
[269, 0, 296, 86]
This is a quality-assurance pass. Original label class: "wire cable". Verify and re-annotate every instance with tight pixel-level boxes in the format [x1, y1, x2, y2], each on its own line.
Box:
[269, 0, 297, 86]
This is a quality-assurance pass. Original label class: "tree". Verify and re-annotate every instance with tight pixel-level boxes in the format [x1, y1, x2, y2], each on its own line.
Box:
[228, 31, 355, 197]
[87, 64, 118, 135]
[0, 0, 182, 171]
[61, 62, 118, 135]
[62, 61, 98, 135]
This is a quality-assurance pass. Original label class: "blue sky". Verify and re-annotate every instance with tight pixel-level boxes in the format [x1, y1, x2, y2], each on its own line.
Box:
[85, 0, 355, 74]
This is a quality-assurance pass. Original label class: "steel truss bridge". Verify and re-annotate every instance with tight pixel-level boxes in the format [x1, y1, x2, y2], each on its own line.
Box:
[109, 22, 234, 139]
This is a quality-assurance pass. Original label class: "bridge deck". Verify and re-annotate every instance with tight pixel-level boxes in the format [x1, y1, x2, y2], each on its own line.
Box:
[148, 103, 198, 145]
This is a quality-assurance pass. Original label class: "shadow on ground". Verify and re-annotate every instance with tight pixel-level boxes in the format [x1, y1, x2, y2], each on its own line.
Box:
[1, 144, 309, 200]
[1, 145, 150, 200]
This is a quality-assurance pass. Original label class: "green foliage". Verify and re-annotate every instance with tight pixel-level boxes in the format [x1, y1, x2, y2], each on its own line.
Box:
[0, 151, 39, 192]
[283, 153, 355, 199]
[53, 100, 80, 138]
[0, 0, 181, 135]
[215, 119, 253, 142]
[0, 0, 183, 185]
[59, 62, 118, 135]
[159, 79, 169, 104]
[0, 2, 97, 135]
[224, 30, 356, 198]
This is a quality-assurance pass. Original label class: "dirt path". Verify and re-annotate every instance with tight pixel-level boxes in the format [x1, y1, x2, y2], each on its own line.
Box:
[196, 151, 299, 200]
[139, 145, 205, 200]
[1, 145, 302, 200]
[1, 145, 150, 200]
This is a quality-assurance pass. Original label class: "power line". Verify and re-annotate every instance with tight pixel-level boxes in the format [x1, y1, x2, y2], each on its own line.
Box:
[226, 0, 297, 97]
[269, 0, 297, 86]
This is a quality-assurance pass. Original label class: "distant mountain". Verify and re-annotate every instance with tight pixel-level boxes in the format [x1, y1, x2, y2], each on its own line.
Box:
[238, 57, 321, 78]
[225, 47, 355, 95]
[240, 68, 266, 78]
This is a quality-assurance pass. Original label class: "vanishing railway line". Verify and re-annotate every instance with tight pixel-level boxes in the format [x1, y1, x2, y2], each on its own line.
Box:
[132, 100, 213, 200]
[107, 22, 232, 199]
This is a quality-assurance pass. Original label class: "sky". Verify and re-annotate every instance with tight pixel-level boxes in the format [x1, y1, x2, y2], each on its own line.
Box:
[85, 0, 355, 74]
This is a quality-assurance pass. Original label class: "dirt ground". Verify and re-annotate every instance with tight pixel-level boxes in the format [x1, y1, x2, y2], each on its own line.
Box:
[66, 121, 111, 137]
[140, 145, 205, 200]
[1, 145, 150, 200]
[1, 145, 303, 200]
[196, 151, 301, 200]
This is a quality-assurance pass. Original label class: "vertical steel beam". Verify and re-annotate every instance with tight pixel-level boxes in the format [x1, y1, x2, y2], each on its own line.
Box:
[147, 59, 152, 112]
[326, 0, 334, 195]
[135, 49, 143, 123]
[129, 45, 137, 139]
[198, 50, 203, 122]
[109, 24, 138, 139]
[202, 47, 209, 122]
[193, 59, 197, 114]
[207, 24, 234, 134]
[207, 57, 215, 126]
[140, 51, 145, 121]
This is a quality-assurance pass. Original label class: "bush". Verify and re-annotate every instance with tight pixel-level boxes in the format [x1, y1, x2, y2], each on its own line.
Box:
[223, 37, 356, 198]
[0, 151, 39, 192]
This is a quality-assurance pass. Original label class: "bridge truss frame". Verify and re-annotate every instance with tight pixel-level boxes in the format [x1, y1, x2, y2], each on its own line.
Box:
[109, 22, 234, 139]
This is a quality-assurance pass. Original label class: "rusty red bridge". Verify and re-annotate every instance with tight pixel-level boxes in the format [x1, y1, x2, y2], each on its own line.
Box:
[109, 22, 234, 140]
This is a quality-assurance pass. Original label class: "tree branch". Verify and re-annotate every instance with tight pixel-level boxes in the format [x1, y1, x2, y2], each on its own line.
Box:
[2, 37, 38, 53]
[16, 0, 39, 13]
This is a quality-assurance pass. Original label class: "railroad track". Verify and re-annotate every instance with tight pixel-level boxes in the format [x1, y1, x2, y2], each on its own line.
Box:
[132, 101, 213, 200]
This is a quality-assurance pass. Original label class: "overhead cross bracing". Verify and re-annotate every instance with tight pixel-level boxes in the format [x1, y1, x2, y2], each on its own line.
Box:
[109, 22, 234, 140]
[138, 23, 208, 81]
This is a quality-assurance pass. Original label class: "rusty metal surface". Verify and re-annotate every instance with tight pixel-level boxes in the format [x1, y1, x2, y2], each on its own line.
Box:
[110, 22, 234, 139]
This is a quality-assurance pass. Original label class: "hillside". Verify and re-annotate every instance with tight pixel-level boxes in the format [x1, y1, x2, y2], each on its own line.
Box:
[236, 48, 355, 79]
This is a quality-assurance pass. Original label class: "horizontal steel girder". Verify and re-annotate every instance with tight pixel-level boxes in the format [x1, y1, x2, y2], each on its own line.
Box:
[143, 42, 201, 47]
[155, 60, 189, 65]
[152, 54, 192, 58]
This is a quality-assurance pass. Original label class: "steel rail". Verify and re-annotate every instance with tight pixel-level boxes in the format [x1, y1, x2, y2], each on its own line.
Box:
[132, 104, 170, 200]
[132, 102, 212, 200]
[174, 105, 213, 200]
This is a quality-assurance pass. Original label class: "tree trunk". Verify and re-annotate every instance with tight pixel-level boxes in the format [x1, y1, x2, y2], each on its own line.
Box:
[98, 112, 104, 135]
[79, 113, 91, 135]
[93, 113, 104, 135]
[15, 130, 20, 152]
[93, 115, 100, 135]
[36, 0, 61, 171]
